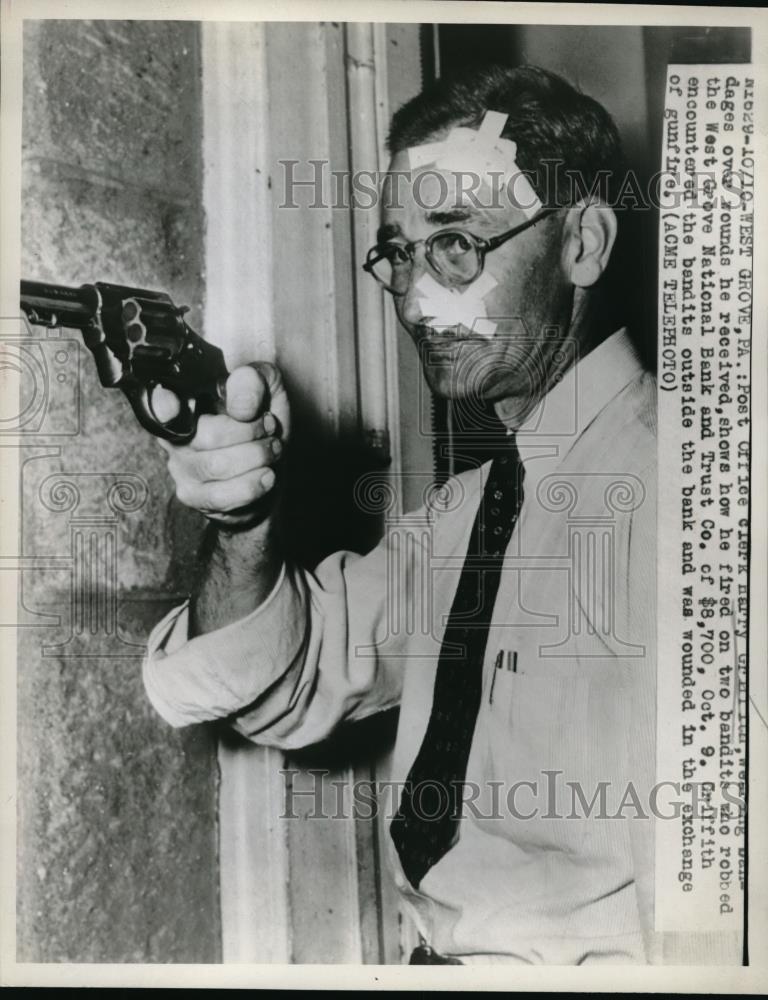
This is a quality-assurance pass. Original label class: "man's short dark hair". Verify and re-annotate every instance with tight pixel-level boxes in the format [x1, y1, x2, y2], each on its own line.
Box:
[388, 64, 626, 208]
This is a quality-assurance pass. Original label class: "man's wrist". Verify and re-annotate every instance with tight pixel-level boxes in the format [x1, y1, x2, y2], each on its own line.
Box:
[190, 516, 283, 636]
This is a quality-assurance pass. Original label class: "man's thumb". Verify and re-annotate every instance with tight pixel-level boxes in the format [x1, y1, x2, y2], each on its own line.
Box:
[225, 364, 269, 422]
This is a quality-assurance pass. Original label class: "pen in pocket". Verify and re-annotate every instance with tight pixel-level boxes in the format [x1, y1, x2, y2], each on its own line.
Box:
[489, 649, 517, 704]
[489, 650, 502, 705]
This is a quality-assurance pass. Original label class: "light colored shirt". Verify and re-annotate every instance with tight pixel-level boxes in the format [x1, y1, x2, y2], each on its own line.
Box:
[143, 329, 737, 965]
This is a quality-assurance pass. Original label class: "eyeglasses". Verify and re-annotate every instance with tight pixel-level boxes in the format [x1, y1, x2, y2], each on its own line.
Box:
[362, 207, 557, 295]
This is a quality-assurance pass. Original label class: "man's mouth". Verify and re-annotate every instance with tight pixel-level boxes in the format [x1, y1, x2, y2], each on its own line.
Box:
[415, 322, 486, 350]
[416, 322, 466, 342]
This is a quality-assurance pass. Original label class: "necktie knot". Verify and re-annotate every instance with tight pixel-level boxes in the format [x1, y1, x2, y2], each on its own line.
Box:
[491, 432, 524, 484]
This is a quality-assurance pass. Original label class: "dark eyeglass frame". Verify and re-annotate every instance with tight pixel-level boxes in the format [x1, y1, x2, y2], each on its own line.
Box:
[362, 207, 557, 295]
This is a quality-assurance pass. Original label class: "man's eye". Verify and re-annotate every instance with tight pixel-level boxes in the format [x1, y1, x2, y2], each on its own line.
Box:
[382, 244, 409, 267]
[436, 233, 473, 256]
[379, 243, 408, 267]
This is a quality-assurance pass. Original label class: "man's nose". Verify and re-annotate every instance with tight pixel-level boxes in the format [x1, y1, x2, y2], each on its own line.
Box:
[398, 246, 431, 326]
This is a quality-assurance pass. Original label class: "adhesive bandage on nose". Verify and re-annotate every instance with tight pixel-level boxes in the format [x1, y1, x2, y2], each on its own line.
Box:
[416, 272, 498, 339]
[407, 110, 543, 219]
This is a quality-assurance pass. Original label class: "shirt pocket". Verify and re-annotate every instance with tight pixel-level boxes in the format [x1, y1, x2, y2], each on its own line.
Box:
[485, 665, 591, 785]
[476, 662, 626, 852]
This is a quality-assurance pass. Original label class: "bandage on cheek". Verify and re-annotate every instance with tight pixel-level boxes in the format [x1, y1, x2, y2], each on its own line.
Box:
[407, 110, 543, 219]
[416, 272, 498, 339]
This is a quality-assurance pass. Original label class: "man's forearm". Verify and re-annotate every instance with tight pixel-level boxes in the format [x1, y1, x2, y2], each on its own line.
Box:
[189, 517, 282, 637]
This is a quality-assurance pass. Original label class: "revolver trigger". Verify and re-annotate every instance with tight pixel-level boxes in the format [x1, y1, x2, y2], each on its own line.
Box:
[138, 381, 197, 444]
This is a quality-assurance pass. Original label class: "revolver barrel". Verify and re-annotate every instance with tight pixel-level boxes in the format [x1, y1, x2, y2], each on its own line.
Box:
[20, 280, 94, 329]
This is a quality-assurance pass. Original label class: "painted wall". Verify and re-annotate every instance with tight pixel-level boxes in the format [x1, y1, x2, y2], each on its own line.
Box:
[17, 20, 220, 962]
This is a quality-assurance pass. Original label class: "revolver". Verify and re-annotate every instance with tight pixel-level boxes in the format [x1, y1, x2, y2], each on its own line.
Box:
[20, 279, 229, 443]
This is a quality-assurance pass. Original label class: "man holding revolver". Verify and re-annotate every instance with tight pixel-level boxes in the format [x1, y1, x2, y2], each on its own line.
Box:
[143, 65, 672, 964]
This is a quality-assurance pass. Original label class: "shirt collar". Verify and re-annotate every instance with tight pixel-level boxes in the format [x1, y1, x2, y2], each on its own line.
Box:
[499, 328, 645, 481]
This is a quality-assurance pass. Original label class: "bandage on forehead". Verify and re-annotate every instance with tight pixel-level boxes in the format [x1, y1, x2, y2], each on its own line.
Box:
[416, 272, 497, 339]
[407, 110, 543, 219]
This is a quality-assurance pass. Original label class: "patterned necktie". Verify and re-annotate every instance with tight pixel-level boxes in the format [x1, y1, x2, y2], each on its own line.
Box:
[390, 437, 525, 889]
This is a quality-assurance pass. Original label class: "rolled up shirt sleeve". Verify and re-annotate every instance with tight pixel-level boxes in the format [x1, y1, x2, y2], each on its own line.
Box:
[143, 539, 405, 750]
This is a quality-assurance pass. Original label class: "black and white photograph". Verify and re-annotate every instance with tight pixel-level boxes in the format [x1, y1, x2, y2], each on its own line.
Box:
[1, 0, 766, 989]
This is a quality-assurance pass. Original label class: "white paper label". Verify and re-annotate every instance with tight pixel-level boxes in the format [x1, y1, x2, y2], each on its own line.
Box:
[655, 65, 753, 934]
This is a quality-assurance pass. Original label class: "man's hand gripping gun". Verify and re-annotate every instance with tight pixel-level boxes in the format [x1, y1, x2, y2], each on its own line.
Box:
[20, 280, 228, 443]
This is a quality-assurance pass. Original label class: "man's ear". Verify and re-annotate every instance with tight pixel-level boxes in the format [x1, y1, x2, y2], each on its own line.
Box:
[563, 201, 618, 288]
